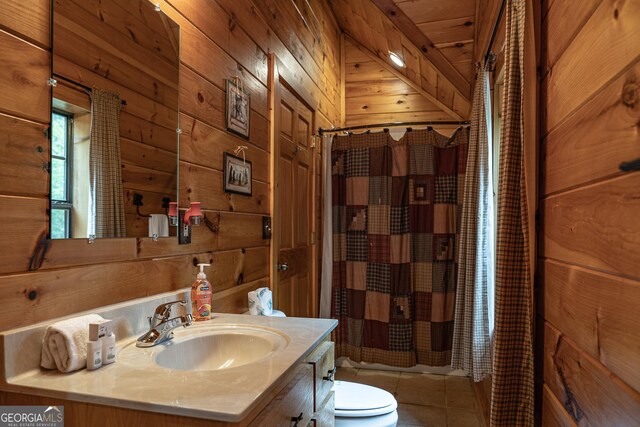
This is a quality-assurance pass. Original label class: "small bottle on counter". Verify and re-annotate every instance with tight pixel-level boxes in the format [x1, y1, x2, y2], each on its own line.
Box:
[191, 263, 212, 321]
[86, 339, 102, 370]
[102, 321, 116, 365]
[87, 319, 110, 370]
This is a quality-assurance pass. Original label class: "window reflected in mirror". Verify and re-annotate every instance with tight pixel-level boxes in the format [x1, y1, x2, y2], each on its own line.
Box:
[50, 91, 91, 239]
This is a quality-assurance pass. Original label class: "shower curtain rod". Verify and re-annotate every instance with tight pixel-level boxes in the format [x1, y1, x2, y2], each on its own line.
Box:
[483, 0, 507, 64]
[318, 120, 470, 135]
[53, 74, 128, 106]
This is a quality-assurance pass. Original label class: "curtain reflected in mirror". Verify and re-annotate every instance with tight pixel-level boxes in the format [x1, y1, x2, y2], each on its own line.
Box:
[89, 89, 126, 238]
[50, 0, 180, 239]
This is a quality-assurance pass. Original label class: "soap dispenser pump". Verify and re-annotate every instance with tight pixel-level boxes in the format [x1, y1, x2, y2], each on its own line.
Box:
[191, 263, 212, 321]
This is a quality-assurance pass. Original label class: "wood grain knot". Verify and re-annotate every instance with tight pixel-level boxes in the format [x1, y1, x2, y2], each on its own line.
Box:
[197, 92, 204, 103]
[622, 83, 637, 108]
[228, 13, 237, 31]
[27, 290, 37, 301]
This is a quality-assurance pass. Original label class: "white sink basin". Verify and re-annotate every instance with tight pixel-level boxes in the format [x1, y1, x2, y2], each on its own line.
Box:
[118, 323, 289, 372]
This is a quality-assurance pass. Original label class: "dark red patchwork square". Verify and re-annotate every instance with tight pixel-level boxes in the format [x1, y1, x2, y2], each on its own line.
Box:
[363, 319, 389, 350]
[413, 292, 432, 321]
[435, 146, 457, 175]
[409, 204, 434, 233]
[368, 234, 390, 263]
[369, 145, 391, 176]
[391, 263, 411, 294]
[346, 289, 366, 319]
[391, 177, 408, 206]
[431, 321, 454, 352]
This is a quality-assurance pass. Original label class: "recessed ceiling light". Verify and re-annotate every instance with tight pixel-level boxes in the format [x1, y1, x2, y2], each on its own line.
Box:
[389, 51, 405, 68]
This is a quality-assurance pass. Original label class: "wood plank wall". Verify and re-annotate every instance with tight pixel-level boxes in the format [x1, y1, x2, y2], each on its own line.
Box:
[0, 0, 340, 331]
[344, 38, 464, 135]
[538, 0, 640, 424]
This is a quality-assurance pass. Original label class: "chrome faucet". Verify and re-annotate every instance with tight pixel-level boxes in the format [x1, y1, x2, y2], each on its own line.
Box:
[136, 300, 193, 348]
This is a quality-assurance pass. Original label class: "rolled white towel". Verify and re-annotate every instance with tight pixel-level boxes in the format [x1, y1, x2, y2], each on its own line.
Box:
[248, 287, 273, 316]
[41, 314, 104, 373]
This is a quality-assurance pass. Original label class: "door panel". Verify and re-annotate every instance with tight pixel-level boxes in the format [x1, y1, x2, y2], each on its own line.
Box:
[296, 163, 309, 247]
[271, 62, 317, 318]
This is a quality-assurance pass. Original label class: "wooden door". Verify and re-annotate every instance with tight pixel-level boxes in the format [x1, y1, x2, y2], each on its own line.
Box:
[270, 56, 317, 318]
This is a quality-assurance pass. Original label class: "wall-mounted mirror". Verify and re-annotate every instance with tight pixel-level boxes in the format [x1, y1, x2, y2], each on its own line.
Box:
[51, 0, 180, 239]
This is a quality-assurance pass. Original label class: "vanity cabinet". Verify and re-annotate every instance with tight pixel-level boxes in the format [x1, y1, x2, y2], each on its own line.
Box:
[0, 339, 336, 427]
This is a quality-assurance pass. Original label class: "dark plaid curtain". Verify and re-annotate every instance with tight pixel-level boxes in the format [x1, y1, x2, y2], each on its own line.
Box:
[331, 128, 468, 367]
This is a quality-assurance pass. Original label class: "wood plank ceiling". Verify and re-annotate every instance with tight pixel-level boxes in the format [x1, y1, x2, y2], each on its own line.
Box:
[329, 0, 479, 124]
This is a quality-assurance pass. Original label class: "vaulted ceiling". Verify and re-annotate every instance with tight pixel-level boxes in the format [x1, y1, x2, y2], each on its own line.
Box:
[328, 0, 483, 124]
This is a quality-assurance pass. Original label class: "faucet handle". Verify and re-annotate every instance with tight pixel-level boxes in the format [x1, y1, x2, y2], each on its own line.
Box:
[154, 300, 187, 321]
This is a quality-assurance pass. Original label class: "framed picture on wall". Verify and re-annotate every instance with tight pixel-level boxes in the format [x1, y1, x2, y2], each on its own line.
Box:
[223, 152, 252, 196]
[225, 79, 250, 139]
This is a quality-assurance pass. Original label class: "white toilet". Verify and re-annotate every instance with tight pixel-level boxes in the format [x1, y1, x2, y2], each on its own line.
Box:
[333, 380, 398, 427]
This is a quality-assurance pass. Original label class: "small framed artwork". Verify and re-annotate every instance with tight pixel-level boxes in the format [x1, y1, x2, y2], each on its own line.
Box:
[223, 152, 252, 196]
[225, 79, 250, 139]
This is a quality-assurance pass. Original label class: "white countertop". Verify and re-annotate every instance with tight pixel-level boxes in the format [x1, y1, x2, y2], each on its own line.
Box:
[0, 291, 337, 422]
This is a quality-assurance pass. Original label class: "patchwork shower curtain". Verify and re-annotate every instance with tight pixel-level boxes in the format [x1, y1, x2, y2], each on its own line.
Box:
[331, 128, 468, 367]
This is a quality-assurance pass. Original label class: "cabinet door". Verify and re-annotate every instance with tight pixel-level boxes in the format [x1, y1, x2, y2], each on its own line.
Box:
[308, 341, 335, 412]
[249, 364, 314, 427]
[312, 391, 335, 427]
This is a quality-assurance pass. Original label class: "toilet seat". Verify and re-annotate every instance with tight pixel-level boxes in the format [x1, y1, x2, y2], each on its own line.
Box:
[333, 380, 398, 417]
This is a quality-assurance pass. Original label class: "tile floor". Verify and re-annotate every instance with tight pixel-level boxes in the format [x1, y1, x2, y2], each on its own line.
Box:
[335, 367, 486, 427]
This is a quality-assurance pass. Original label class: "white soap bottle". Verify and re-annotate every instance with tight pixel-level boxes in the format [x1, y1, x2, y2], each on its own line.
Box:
[102, 322, 116, 365]
[86, 339, 102, 370]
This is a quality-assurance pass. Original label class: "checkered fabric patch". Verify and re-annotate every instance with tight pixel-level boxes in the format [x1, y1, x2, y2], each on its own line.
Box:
[346, 232, 368, 262]
[409, 144, 434, 175]
[411, 233, 434, 262]
[368, 234, 390, 264]
[389, 323, 413, 351]
[347, 318, 364, 347]
[368, 205, 390, 235]
[346, 147, 370, 177]
[390, 206, 409, 234]
[332, 206, 346, 233]
[435, 175, 457, 204]
[432, 262, 456, 293]
[412, 262, 433, 292]
[368, 176, 392, 205]
[366, 263, 391, 293]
